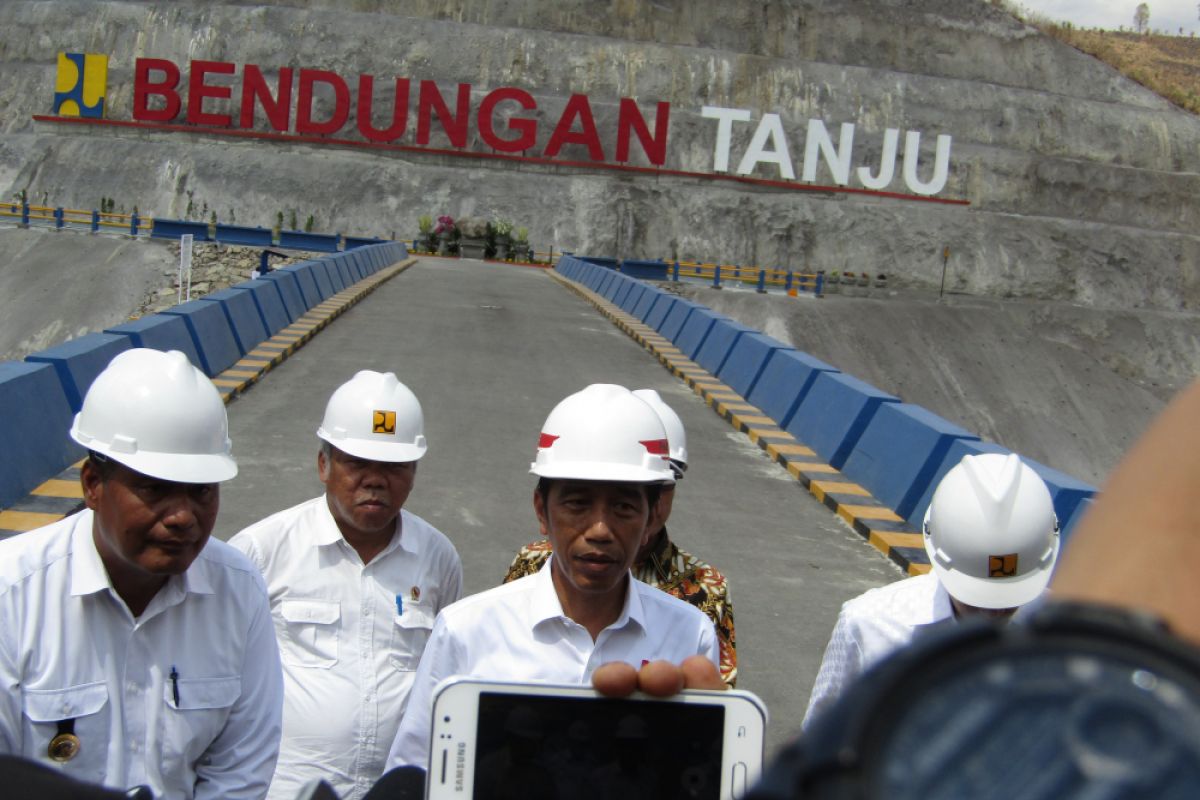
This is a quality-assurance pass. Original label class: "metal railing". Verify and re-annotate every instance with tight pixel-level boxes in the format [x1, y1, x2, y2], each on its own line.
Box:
[0, 202, 151, 236]
[670, 260, 825, 296]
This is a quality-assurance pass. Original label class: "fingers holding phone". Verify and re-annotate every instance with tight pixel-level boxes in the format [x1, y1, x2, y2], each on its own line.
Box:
[593, 656, 726, 698]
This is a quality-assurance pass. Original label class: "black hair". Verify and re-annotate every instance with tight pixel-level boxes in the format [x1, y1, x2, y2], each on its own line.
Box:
[86, 450, 117, 481]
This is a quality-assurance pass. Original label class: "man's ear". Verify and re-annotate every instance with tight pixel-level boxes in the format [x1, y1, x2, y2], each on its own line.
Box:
[533, 487, 549, 537]
[642, 493, 665, 547]
[317, 449, 330, 485]
[80, 459, 104, 512]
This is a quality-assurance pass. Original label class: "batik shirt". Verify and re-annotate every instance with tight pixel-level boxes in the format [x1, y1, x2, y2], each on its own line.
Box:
[504, 528, 737, 685]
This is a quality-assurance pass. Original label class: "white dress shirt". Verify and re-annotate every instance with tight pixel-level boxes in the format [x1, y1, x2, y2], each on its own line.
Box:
[385, 557, 720, 770]
[0, 510, 283, 800]
[230, 497, 462, 800]
[803, 572, 953, 728]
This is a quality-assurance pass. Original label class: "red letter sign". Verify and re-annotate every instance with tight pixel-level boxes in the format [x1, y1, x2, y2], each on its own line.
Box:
[133, 58, 181, 122]
[617, 99, 670, 166]
[357, 74, 410, 142]
[187, 60, 234, 127]
[416, 80, 471, 148]
[544, 94, 605, 162]
[240, 65, 293, 131]
[478, 87, 537, 153]
[296, 69, 350, 135]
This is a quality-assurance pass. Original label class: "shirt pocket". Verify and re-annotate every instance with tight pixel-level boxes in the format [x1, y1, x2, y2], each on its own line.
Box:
[161, 675, 241, 776]
[22, 682, 109, 782]
[389, 603, 435, 671]
[279, 598, 341, 669]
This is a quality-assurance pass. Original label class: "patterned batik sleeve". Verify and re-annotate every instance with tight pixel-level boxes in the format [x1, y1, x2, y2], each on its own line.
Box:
[502, 540, 552, 584]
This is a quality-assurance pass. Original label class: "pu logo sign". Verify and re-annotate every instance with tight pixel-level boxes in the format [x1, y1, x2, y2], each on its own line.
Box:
[53, 52, 108, 118]
[373, 410, 397, 435]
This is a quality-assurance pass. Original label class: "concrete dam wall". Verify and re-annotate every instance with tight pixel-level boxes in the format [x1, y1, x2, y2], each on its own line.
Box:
[1, 0, 1198, 312]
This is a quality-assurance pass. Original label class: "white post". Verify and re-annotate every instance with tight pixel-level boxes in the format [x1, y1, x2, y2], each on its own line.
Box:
[179, 234, 194, 304]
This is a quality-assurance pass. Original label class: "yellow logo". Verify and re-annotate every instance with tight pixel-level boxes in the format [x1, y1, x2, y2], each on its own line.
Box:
[988, 553, 1019, 578]
[373, 410, 396, 434]
[54, 52, 108, 118]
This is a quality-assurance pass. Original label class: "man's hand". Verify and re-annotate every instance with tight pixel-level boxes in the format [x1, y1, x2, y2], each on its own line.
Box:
[592, 656, 725, 697]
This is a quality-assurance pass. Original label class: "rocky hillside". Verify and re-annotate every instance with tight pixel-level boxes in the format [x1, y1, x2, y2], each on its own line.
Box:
[1, 0, 1198, 314]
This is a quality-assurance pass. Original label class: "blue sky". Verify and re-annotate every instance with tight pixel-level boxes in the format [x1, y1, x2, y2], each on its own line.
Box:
[1015, 0, 1200, 34]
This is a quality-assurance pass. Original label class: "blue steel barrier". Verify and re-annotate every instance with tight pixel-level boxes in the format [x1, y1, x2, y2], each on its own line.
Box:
[658, 299, 702, 340]
[582, 256, 619, 269]
[329, 255, 354, 288]
[105, 316, 203, 368]
[158, 300, 244, 377]
[788, 372, 901, 469]
[197, 289, 270, 356]
[604, 274, 631, 302]
[621, 259, 669, 280]
[232, 280, 292, 334]
[151, 218, 212, 241]
[840, 403, 981, 523]
[25, 333, 132, 412]
[258, 271, 309, 319]
[693, 320, 757, 375]
[674, 309, 726, 359]
[344, 236, 388, 249]
[214, 224, 274, 247]
[342, 252, 366, 282]
[0, 362, 82, 509]
[279, 230, 340, 252]
[717, 332, 794, 399]
[745, 350, 839, 430]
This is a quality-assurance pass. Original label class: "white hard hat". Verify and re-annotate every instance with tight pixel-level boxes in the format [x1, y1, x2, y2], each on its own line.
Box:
[923, 453, 1060, 610]
[70, 349, 237, 484]
[531, 384, 673, 483]
[632, 389, 688, 479]
[317, 370, 427, 462]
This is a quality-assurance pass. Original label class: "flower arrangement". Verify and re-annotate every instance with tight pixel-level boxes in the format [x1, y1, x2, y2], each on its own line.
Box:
[492, 218, 514, 239]
[514, 226, 529, 243]
[417, 215, 433, 234]
[433, 215, 455, 236]
[458, 216, 489, 239]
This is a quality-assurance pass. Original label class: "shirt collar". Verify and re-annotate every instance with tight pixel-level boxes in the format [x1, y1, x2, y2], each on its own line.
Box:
[69, 509, 214, 599]
[531, 556, 646, 634]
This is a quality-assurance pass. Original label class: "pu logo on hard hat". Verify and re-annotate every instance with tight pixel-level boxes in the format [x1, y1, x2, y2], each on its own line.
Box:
[373, 410, 396, 435]
[53, 52, 108, 118]
[988, 553, 1018, 578]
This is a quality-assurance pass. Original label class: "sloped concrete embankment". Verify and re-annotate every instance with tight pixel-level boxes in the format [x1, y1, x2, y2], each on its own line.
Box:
[1, 1, 1198, 311]
[671, 282, 1198, 486]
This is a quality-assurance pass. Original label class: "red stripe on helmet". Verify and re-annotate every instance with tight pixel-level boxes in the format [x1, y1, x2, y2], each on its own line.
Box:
[538, 433, 560, 449]
[639, 438, 670, 456]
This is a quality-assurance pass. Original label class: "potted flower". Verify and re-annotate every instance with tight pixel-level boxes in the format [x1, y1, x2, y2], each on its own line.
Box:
[416, 215, 434, 253]
[457, 216, 489, 259]
[513, 226, 530, 262]
[433, 215, 456, 255]
[492, 218, 514, 260]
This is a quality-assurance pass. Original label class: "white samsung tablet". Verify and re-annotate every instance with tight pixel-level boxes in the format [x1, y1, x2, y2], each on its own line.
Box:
[426, 677, 768, 799]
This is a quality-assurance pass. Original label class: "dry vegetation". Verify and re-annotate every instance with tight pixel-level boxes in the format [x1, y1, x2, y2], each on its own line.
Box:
[992, 0, 1200, 115]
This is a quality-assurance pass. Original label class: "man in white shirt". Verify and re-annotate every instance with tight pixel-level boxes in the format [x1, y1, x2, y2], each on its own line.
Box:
[0, 348, 283, 799]
[230, 370, 462, 800]
[385, 384, 719, 772]
[802, 453, 1060, 727]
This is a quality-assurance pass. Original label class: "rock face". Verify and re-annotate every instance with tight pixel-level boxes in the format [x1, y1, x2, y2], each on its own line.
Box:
[1, 0, 1197, 312]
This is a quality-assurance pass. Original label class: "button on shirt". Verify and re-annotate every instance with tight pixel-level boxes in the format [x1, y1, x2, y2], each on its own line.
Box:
[230, 497, 462, 800]
[803, 572, 952, 728]
[385, 557, 719, 770]
[0, 510, 283, 800]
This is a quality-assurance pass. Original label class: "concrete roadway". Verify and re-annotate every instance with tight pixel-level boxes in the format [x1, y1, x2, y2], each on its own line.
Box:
[217, 256, 901, 756]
